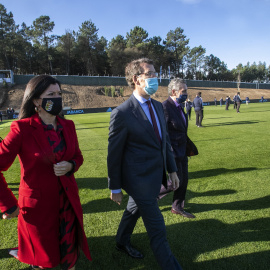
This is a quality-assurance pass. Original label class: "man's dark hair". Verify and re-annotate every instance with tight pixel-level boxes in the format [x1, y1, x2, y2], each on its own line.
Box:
[125, 58, 154, 89]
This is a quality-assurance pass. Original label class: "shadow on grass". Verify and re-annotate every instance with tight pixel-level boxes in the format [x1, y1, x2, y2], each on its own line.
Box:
[77, 177, 108, 190]
[206, 117, 233, 119]
[75, 122, 109, 126]
[194, 137, 233, 142]
[244, 109, 270, 113]
[188, 194, 270, 213]
[82, 217, 270, 270]
[192, 250, 270, 270]
[0, 248, 10, 259]
[76, 126, 109, 130]
[160, 193, 270, 215]
[189, 167, 257, 179]
[5, 182, 19, 192]
[78, 167, 257, 191]
[205, 120, 262, 127]
[81, 192, 130, 214]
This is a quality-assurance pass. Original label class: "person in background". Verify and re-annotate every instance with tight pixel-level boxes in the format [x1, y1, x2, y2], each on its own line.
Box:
[220, 97, 223, 107]
[185, 98, 192, 120]
[107, 58, 182, 270]
[233, 94, 237, 109]
[225, 96, 230, 110]
[193, 92, 203, 127]
[235, 92, 242, 113]
[214, 97, 217, 106]
[0, 75, 91, 270]
[246, 96, 249, 105]
[0, 111, 2, 122]
[160, 78, 195, 218]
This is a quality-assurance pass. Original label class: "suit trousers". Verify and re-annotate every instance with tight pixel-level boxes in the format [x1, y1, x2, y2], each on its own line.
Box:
[172, 157, 188, 210]
[195, 109, 203, 126]
[236, 102, 241, 112]
[116, 196, 182, 270]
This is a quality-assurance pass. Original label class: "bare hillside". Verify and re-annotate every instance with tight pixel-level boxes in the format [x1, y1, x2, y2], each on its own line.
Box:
[1, 84, 270, 111]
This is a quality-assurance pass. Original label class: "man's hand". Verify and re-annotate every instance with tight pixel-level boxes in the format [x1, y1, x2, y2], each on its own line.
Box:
[2, 206, 19, 219]
[110, 191, 123, 205]
[169, 172, 180, 190]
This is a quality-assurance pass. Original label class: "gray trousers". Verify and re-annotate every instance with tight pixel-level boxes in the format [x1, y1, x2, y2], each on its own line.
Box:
[237, 102, 241, 112]
[116, 196, 182, 270]
[195, 109, 203, 126]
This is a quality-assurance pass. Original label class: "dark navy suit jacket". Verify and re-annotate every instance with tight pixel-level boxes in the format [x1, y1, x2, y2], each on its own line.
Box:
[107, 94, 177, 200]
[162, 97, 188, 160]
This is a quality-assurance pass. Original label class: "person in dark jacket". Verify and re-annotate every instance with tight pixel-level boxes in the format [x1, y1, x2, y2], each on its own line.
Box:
[185, 99, 192, 120]
[193, 92, 203, 127]
[107, 58, 182, 270]
[235, 92, 242, 113]
[160, 78, 195, 218]
[225, 96, 231, 110]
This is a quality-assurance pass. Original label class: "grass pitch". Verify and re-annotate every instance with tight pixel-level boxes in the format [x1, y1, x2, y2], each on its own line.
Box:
[0, 102, 269, 269]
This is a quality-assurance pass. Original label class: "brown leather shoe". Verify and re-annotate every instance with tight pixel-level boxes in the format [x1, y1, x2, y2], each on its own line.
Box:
[171, 208, 196, 218]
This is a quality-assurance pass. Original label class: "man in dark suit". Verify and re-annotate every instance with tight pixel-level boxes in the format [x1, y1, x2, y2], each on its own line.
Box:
[193, 92, 203, 127]
[160, 78, 195, 218]
[107, 58, 182, 269]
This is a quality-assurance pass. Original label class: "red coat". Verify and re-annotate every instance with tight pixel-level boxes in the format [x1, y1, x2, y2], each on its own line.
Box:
[0, 113, 91, 267]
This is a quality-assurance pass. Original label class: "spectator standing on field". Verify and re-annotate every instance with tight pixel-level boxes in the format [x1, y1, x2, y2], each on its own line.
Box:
[220, 98, 223, 107]
[193, 92, 203, 127]
[225, 96, 230, 110]
[233, 94, 237, 109]
[235, 92, 242, 113]
[185, 99, 192, 120]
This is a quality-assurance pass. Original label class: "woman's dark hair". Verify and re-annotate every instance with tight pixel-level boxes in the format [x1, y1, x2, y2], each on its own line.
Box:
[18, 75, 62, 120]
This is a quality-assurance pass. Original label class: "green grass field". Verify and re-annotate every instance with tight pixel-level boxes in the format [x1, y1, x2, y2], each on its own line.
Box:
[0, 102, 269, 270]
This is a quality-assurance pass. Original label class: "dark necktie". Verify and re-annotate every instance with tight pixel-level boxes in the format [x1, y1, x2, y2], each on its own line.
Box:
[146, 100, 161, 144]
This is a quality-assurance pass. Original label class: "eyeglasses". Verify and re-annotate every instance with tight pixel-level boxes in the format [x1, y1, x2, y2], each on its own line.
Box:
[138, 72, 158, 78]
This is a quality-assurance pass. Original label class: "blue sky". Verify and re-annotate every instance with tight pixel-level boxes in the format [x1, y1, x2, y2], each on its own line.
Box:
[1, 0, 269, 70]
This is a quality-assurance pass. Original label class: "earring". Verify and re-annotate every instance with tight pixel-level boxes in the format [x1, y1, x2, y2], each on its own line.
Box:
[35, 105, 41, 113]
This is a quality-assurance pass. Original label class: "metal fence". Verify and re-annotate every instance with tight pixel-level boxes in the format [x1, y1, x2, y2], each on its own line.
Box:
[13, 75, 270, 89]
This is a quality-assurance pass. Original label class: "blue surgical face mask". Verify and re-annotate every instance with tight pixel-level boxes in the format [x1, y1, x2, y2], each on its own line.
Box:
[143, 77, 158, 95]
[176, 94, 188, 104]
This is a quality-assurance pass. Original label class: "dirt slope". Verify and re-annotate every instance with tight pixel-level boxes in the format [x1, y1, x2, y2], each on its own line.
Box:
[1, 84, 270, 111]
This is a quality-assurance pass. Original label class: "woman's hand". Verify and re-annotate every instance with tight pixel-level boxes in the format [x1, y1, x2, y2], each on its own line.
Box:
[53, 161, 73, 176]
[2, 206, 19, 219]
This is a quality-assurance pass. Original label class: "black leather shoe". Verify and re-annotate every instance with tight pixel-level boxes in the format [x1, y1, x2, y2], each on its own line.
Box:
[116, 243, 144, 259]
[171, 208, 196, 218]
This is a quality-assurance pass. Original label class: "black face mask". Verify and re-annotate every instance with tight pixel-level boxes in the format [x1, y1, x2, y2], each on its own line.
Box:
[41, 97, 62, 115]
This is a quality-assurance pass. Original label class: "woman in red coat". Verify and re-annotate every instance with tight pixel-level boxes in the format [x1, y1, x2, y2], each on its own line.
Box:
[0, 75, 91, 269]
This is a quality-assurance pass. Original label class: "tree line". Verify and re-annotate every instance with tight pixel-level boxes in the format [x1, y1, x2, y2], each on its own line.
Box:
[0, 4, 269, 83]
